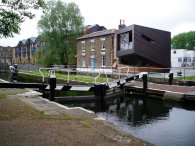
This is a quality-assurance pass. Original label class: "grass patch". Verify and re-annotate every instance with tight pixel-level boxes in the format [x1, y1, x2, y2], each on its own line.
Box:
[175, 76, 195, 80]
[63, 115, 75, 120]
[0, 93, 6, 99]
[0, 113, 17, 120]
[79, 120, 91, 128]
[20, 70, 115, 83]
[36, 111, 50, 119]
[178, 76, 195, 80]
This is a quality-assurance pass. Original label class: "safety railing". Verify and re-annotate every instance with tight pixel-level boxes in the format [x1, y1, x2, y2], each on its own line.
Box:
[39, 68, 55, 83]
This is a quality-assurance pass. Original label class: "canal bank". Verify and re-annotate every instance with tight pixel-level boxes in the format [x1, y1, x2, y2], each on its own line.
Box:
[0, 88, 153, 146]
[125, 81, 195, 102]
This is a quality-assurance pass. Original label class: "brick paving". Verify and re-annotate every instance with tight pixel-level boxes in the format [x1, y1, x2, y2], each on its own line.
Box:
[128, 81, 195, 94]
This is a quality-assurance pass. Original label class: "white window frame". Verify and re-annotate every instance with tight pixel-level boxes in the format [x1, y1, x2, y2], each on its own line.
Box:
[100, 38, 106, 50]
[102, 41, 106, 50]
[102, 54, 106, 67]
[81, 41, 85, 52]
[82, 55, 85, 67]
[90, 39, 95, 51]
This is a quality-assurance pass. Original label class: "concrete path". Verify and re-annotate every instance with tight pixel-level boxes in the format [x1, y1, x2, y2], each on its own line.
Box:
[16, 90, 96, 119]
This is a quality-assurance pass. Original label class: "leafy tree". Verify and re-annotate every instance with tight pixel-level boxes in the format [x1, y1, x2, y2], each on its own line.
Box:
[0, 0, 46, 38]
[37, 0, 84, 67]
[171, 31, 195, 50]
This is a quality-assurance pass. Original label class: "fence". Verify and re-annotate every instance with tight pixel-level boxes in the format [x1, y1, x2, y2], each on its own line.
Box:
[38, 65, 195, 82]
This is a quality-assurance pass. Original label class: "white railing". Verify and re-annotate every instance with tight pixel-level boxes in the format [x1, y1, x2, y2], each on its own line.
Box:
[39, 68, 55, 83]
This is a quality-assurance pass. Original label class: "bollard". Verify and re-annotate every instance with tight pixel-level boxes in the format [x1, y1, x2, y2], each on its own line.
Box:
[142, 74, 148, 93]
[168, 73, 173, 85]
[94, 84, 106, 110]
[13, 64, 18, 82]
[9, 65, 18, 82]
[120, 83, 124, 90]
[49, 74, 56, 101]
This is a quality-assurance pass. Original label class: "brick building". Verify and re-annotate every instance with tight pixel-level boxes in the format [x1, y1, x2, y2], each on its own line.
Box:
[77, 29, 117, 72]
[0, 46, 13, 70]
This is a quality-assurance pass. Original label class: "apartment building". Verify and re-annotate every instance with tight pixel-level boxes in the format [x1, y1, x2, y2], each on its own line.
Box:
[77, 29, 117, 72]
[12, 37, 37, 64]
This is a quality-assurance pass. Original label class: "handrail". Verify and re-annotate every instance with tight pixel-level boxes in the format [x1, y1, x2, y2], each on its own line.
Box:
[39, 68, 55, 83]
[95, 71, 101, 83]
[67, 68, 70, 84]
[94, 70, 108, 84]
[118, 66, 130, 80]
[103, 70, 108, 83]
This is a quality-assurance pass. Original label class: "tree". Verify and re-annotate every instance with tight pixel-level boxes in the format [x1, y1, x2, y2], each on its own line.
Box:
[0, 0, 46, 38]
[37, 0, 84, 67]
[171, 31, 195, 50]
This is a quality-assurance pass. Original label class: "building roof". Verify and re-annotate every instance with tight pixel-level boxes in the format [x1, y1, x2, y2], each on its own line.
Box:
[0, 46, 14, 49]
[78, 29, 116, 40]
[21, 39, 27, 44]
[30, 37, 37, 43]
[86, 24, 99, 29]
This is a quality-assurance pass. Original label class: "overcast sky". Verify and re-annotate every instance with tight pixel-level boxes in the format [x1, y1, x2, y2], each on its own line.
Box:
[0, 0, 195, 47]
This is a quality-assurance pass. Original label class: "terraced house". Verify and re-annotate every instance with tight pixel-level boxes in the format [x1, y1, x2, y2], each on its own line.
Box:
[77, 29, 117, 72]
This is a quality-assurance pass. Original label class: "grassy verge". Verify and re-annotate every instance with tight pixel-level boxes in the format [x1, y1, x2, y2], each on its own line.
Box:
[175, 76, 195, 80]
[20, 70, 115, 83]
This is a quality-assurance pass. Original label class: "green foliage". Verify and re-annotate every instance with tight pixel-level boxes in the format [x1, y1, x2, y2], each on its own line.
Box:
[37, 0, 84, 67]
[172, 31, 195, 50]
[0, 0, 46, 38]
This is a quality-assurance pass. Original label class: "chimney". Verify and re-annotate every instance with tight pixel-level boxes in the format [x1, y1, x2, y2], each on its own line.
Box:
[118, 19, 126, 30]
[123, 20, 126, 27]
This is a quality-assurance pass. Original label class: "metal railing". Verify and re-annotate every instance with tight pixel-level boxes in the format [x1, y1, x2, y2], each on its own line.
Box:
[29, 65, 195, 82]
[39, 68, 55, 83]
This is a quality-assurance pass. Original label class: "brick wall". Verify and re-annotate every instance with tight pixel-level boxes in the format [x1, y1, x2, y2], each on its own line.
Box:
[77, 34, 116, 69]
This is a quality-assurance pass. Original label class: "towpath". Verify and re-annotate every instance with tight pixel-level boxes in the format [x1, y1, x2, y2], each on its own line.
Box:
[0, 88, 153, 146]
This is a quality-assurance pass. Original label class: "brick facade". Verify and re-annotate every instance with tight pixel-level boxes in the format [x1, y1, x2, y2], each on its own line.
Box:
[0, 46, 13, 70]
[77, 29, 117, 72]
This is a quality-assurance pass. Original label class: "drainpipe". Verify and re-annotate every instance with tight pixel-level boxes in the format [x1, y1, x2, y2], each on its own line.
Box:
[111, 34, 113, 70]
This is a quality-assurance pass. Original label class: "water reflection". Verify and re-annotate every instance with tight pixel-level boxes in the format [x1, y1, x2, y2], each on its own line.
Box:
[105, 97, 170, 127]
[98, 97, 195, 146]
[0, 71, 11, 81]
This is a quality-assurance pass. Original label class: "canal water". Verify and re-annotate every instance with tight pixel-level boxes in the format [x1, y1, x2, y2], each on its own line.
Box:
[98, 97, 195, 146]
[1, 72, 195, 146]
[0, 71, 11, 81]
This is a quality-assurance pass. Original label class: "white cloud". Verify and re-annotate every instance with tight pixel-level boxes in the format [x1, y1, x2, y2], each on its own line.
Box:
[171, 22, 195, 37]
[0, 0, 195, 46]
